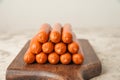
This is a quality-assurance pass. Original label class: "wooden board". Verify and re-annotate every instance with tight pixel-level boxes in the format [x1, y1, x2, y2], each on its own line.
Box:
[6, 39, 102, 80]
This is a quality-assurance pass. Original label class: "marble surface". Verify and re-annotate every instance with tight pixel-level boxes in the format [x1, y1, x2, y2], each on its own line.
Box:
[0, 27, 120, 80]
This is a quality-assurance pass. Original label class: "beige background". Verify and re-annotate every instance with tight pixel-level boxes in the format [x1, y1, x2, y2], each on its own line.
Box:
[0, 0, 120, 31]
[0, 0, 120, 80]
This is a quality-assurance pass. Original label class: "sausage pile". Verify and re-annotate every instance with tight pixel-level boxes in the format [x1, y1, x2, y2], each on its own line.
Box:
[24, 23, 84, 65]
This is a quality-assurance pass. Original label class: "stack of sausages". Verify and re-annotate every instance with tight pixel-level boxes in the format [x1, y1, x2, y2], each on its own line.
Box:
[24, 23, 84, 65]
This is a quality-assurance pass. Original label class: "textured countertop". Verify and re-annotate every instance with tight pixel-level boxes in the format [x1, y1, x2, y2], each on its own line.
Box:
[0, 27, 120, 80]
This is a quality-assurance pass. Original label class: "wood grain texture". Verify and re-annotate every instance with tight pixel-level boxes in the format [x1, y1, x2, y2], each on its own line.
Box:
[6, 39, 102, 80]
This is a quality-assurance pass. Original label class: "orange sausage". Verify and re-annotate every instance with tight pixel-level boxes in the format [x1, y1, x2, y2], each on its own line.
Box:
[60, 52, 71, 65]
[42, 42, 54, 54]
[62, 24, 73, 43]
[68, 33, 79, 54]
[36, 52, 47, 64]
[36, 23, 51, 43]
[72, 53, 84, 65]
[24, 48, 35, 64]
[55, 42, 66, 55]
[48, 52, 59, 64]
[68, 42, 79, 54]
[50, 23, 62, 43]
[29, 36, 42, 54]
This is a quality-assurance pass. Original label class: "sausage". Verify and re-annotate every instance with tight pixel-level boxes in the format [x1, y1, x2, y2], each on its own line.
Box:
[50, 23, 62, 43]
[48, 52, 59, 64]
[55, 42, 66, 55]
[62, 23, 73, 43]
[69, 32, 84, 55]
[60, 52, 71, 64]
[72, 53, 84, 65]
[42, 42, 54, 54]
[29, 36, 42, 54]
[24, 48, 35, 64]
[68, 33, 79, 54]
[68, 42, 79, 54]
[36, 52, 47, 64]
[36, 23, 51, 43]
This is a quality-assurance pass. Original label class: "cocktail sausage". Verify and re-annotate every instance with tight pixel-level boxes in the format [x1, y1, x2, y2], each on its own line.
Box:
[62, 24, 73, 43]
[24, 49, 35, 64]
[55, 42, 66, 55]
[42, 42, 54, 54]
[72, 53, 83, 65]
[36, 23, 51, 43]
[50, 23, 62, 43]
[30, 36, 42, 54]
[48, 52, 59, 64]
[68, 33, 79, 54]
[36, 52, 47, 64]
[60, 52, 71, 64]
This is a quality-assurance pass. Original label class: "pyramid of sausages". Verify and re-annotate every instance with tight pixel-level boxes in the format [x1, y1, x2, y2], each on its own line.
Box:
[24, 23, 84, 65]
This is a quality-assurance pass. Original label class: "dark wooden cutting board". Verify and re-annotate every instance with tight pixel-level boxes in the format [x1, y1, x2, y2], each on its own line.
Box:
[6, 39, 102, 80]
